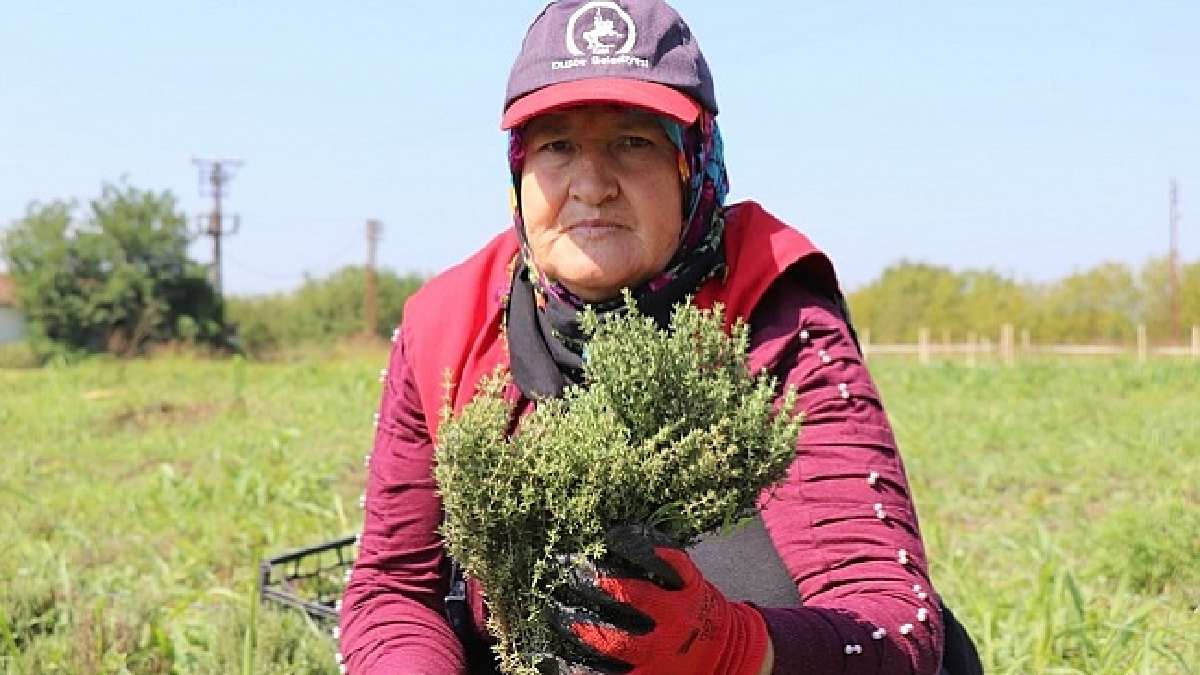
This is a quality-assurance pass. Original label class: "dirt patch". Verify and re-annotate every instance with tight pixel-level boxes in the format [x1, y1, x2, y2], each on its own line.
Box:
[109, 401, 219, 431]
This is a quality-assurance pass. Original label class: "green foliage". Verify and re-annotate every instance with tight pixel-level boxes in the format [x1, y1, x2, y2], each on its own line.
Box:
[1140, 258, 1200, 342]
[1033, 262, 1142, 342]
[0, 183, 224, 360]
[225, 266, 423, 355]
[849, 261, 1032, 342]
[849, 257, 1200, 344]
[435, 298, 801, 674]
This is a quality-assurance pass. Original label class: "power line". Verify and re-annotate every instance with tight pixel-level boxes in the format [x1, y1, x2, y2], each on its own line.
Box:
[224, 234, 362, 280]
[224, 253, 308, 282]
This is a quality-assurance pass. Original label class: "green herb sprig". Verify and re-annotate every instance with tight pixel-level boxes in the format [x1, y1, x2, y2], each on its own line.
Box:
[435, 295, 801, 674]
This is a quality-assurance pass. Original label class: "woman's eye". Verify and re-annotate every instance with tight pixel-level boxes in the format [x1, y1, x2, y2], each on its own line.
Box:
[618, 136, 653, 149]
[539, 140, 572, 153]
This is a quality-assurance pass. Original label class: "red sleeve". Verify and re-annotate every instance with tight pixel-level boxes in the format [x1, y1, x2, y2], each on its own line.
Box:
[747, 272, 944, 675]
[338, 326, 467, 675]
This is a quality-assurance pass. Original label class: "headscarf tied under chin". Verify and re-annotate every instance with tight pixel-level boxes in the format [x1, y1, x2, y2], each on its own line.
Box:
[505, 111, 730, 400]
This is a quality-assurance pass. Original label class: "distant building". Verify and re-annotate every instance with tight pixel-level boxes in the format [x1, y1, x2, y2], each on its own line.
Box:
[0, 274, 26, 344]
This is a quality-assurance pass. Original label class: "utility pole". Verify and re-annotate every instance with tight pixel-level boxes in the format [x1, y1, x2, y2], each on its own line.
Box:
[1169, 179, 1181, 341]
[365, 219, 382, 337]
[190, 158, 243, 297]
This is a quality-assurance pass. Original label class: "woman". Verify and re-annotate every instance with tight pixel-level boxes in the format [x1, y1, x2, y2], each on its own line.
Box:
[340, 1, 980, 673]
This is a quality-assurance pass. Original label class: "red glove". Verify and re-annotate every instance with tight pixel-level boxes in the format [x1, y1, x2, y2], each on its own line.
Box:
[548, 525, 770, 675]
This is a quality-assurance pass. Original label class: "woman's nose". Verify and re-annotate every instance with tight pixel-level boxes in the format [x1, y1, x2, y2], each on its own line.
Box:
[568, 147, 619, 206]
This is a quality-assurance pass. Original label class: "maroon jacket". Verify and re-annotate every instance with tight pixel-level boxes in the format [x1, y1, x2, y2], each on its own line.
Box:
[340, 202, 944, 674]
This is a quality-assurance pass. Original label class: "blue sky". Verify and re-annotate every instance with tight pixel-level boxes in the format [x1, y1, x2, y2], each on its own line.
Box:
[1, 1, 1196, 295]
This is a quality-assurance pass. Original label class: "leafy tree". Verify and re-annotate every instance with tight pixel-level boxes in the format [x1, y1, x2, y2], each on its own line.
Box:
[849, 261, 966, 342]
[957, 269, 1034, 338]
[1138, 257, 1173, 340]
[1, 183, 223, 359]
[1182, 261, 1200, 333]
[1140, 257, 1200, 343]
[1030, 262, 1140, 343]
[848, 261, 1031, 342]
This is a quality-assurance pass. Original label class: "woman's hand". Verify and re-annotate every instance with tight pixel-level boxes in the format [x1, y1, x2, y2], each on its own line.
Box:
[547, 525, 772, 675]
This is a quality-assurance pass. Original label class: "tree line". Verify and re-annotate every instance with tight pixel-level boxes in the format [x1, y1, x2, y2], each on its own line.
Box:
[847, 258, 1200, 344]
[4, 181, 1195, 362]
[224, 268, 422, 355]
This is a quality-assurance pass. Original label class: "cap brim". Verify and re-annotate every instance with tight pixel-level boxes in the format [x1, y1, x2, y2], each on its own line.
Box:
[501, 78, 702, 130]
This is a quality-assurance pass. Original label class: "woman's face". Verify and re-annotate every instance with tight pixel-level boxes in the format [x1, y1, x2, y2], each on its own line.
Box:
[520, 106, 683, 303]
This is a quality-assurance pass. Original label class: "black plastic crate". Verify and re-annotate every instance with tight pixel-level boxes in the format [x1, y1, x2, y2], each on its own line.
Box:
[258, 534, 358, 631]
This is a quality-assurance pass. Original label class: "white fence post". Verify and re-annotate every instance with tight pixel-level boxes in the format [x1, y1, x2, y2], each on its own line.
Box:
[1137, 324, 1147, 362]
[1192, 325, 1199, 360]
[1001, 324, 1015, 366]
[918, 328, 931, 365]
[861, 329, 871, 360]
[966, 332, 977, 367]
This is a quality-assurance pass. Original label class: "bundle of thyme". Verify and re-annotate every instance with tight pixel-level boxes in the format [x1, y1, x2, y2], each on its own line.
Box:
[435, 297, 801, 675]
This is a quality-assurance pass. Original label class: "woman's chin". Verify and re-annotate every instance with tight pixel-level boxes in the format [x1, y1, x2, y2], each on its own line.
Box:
[555, 269, 636, 303]
[544, 252, 640, 300]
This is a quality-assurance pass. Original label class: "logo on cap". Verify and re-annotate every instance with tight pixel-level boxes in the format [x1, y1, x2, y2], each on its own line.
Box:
[553, 1, 648, 71]
[567, 1, 636, 56]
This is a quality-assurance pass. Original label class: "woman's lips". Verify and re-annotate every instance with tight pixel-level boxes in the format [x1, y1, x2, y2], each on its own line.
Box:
[567, 219, 623, 235]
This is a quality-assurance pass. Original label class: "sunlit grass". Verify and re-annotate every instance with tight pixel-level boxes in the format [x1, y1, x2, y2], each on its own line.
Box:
[876, 358, 1199, 674]
[1, 351, 1196, 673]
[1, 348, 382, 673]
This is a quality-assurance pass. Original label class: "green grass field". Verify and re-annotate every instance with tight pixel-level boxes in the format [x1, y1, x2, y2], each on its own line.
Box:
[2, 350, 1197, 673]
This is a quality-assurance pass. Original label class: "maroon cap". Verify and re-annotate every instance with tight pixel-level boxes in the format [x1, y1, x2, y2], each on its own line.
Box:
[502, 0, 717, 130]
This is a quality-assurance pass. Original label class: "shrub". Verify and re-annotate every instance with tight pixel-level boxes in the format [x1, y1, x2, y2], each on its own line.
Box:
[225, 267, 423, 355]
